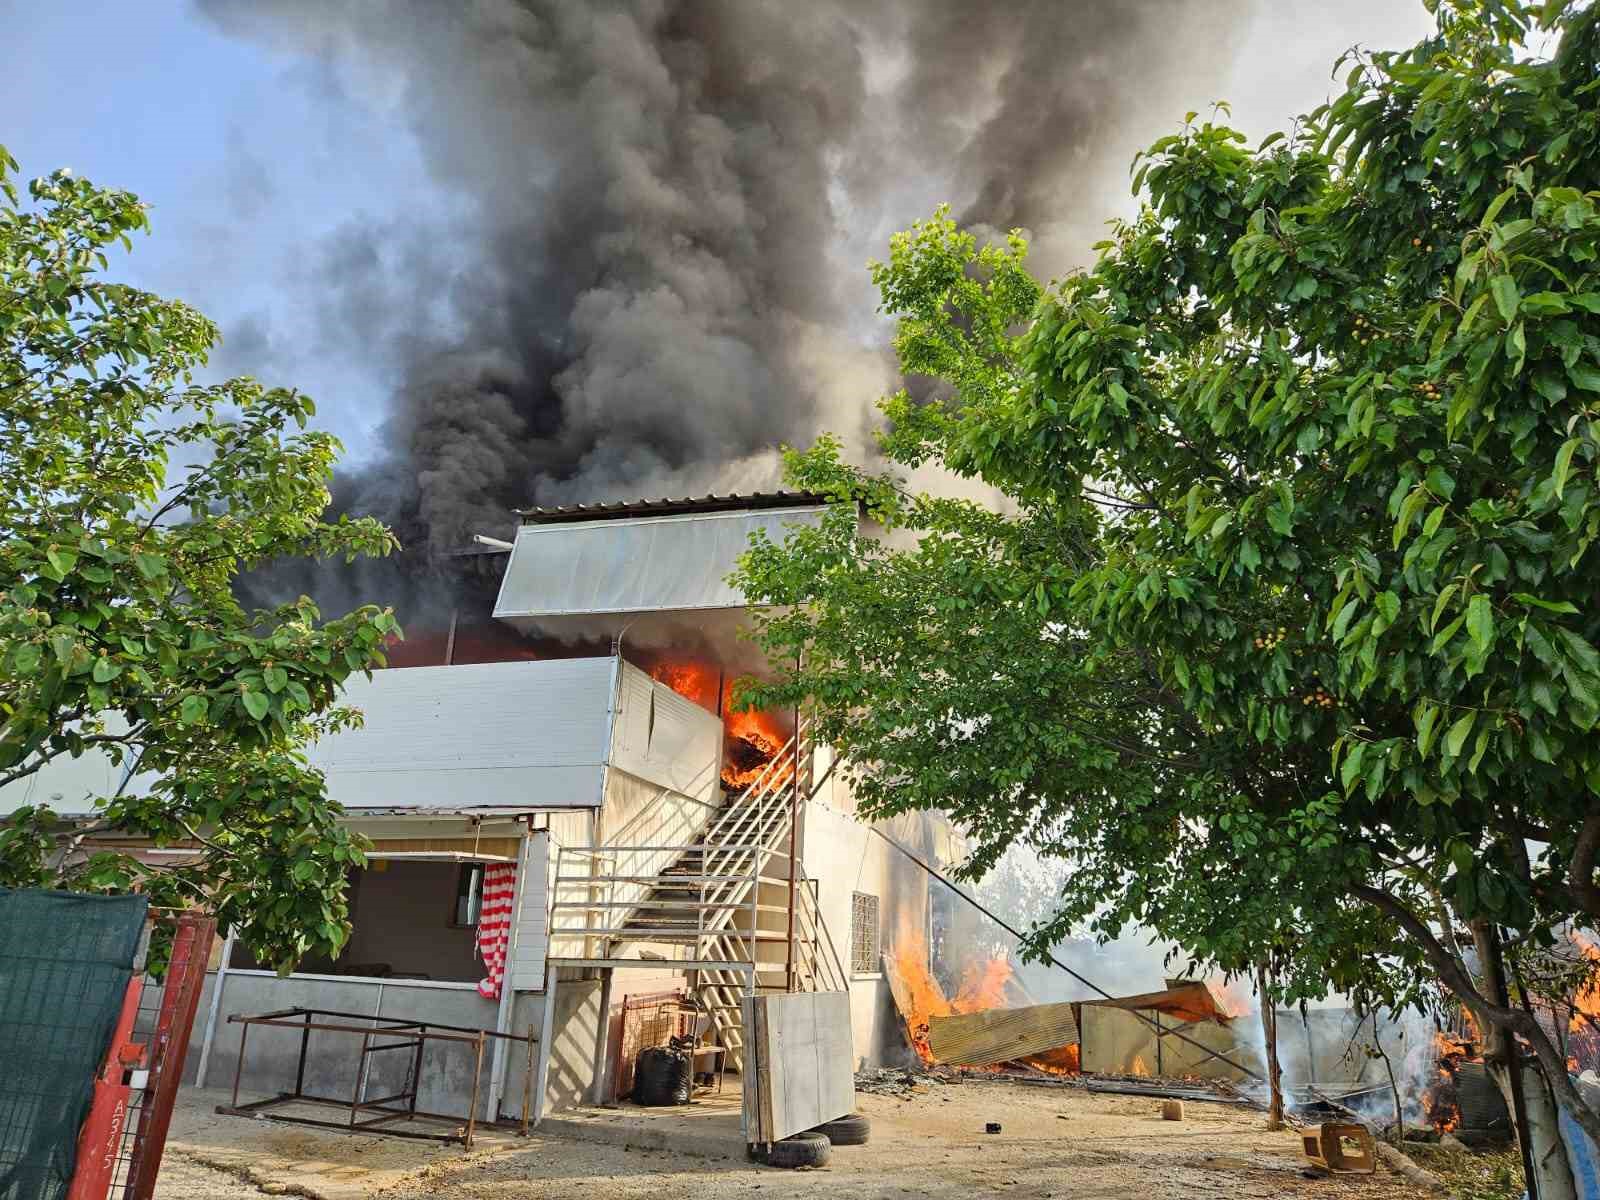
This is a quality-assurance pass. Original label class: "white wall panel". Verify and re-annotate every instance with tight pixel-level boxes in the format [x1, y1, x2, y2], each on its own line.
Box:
[608, 661, 721, 803]
[509, 829, 551, 992]
[744, 990, 855, 1143]
[310, 658, 616, 810]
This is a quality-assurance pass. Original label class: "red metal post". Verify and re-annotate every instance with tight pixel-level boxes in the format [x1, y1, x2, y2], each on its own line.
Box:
[66, 978, 146, 1200]
[123, 913, 217, 1200]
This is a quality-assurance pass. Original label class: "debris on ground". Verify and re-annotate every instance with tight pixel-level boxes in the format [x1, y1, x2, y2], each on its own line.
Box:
[853, 1066, 946, 1097]
[1403, 1139, 1524, 1200]
[162, 1080, 1439, 1199]
[1085, 1076, 1250, 1105]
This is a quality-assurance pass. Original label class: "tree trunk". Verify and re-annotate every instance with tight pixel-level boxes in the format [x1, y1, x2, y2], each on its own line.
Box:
[1349, 882, 1600, 1150]
[1370, 1012, 1404, 1142]
[1257, 965, 1283, 1131]
[1473, 921, 1576, 1200]
[1520, 1060, 1580, 1200]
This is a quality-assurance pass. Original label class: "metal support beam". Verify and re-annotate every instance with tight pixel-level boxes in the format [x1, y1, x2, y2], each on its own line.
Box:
[486, 821, 533, 1121]
[784, 712, 801, 993]
[193, 931, 235, 1090]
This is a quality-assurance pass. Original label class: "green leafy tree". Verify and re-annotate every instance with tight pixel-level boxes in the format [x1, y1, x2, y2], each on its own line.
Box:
[0, 152, 399, 970]
[736, 0, 1600, 1151]
[738, 234, 1428, 1024]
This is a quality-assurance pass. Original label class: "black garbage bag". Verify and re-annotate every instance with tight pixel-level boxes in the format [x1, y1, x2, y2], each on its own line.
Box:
[633, 1039, 694, 1106]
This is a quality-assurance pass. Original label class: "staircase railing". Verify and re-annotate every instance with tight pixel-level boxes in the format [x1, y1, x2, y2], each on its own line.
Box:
[547, 719, 852, 1073]
[548, 720, 810, 966]
[794, 869, 849, 992]
[549, 842, 762, 968]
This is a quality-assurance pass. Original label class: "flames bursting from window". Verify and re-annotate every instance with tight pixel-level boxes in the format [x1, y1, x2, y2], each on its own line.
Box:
[646, 661, 788, 792]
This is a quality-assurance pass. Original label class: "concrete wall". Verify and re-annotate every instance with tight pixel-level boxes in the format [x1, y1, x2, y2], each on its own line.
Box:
[189, 965, 631, 1124]
[544, 979, 605, 1111]
[500, 972, 615, 1117]
[802, 766, 932, 1068]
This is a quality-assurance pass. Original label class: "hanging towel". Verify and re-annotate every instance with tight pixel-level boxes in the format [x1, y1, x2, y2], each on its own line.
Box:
[476, 862, 517, 1000]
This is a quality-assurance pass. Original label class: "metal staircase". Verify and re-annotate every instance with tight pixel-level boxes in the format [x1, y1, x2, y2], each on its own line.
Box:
[549, 720, 848, 1071]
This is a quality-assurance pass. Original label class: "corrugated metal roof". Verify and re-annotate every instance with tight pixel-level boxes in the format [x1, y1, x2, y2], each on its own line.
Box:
[515, 490, 831, 525]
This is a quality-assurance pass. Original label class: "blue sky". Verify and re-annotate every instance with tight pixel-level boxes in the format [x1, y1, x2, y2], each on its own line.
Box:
[5, 0, 437, 460]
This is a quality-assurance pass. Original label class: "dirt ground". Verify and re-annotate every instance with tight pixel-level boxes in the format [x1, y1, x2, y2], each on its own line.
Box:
[155, 1081, 1438, 1200]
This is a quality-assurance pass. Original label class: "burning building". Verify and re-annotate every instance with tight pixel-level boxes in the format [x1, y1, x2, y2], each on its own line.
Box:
[1, 492, 950, 1134]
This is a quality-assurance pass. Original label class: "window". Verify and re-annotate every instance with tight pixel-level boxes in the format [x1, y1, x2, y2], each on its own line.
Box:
[851, 892, 881, 976]
[452, 863, 485, 928]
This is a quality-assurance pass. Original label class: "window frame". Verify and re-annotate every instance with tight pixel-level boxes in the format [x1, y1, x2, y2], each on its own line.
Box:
[450, 862, 486, 929]
[850, 890, 882, 979]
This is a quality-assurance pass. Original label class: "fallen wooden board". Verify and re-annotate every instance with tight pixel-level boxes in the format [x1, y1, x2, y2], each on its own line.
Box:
[1084, 1080, 1250, 1105]
[926, 1001, 1079, 1067]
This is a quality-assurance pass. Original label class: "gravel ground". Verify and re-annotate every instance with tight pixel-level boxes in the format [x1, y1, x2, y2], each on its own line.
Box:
[156, 1081, 1439, 1200]
[144, 1152, 267, 1200]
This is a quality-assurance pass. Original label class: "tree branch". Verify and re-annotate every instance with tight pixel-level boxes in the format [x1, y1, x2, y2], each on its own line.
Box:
[1571, 811, 1600, 919]
[1350, 881, 1600, 1145]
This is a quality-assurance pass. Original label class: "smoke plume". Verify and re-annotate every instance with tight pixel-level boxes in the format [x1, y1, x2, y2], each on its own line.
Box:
[198, 0, 1254, 588]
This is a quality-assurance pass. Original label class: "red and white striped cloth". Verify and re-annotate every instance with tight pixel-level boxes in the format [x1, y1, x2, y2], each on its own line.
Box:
[475, 863, 517, 1000]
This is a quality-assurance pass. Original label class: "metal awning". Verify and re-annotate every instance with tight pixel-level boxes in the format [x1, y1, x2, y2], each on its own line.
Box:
[493, 502, 827, 625]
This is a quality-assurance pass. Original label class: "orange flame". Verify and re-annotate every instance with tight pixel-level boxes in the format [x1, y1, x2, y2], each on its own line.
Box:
[1420, 1030, 1475, 1132]
[888, 923, 958, 1064]
[887, 920, 1079, 1075]
[1571, 931, 1600, 1033]
[1026, 1044, 1081, 1075]
[955, 957, 1014, 1012]
[648, 661, 720, 709]
[721, 706, 788, 790]
[1566, 930, 1600, 1075]
[647, 660, 789, 791]
[1129, 1054, 1150, 1077]
[1206, 976, 1255, 1019]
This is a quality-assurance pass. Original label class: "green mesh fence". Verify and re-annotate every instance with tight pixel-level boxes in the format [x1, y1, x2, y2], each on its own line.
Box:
[0, 888, 149, 1200]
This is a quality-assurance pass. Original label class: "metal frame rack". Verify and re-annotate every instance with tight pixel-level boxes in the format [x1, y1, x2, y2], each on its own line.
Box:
[216, 1006, 537, 1149]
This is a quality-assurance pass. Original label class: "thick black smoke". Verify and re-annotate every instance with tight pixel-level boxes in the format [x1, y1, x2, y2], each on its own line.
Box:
[200, 0, 1253, 616]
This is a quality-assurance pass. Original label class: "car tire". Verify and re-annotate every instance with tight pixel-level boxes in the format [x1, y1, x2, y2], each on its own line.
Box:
[749, 1131, 832, 1168]
[809, 1112, 870, 1146]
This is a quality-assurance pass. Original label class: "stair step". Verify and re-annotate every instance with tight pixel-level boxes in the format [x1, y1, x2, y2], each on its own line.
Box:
[545, 957, 759, 972]
[607, 930, 803, 943]
[546, 900, 790, 911]
[553, 874, 754, 885]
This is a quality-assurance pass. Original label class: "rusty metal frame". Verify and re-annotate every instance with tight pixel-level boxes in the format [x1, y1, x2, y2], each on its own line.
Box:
[215, 1007, 536, 1149]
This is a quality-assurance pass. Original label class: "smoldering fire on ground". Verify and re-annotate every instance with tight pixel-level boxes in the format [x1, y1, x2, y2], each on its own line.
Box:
[863, 846, 1600, 1138]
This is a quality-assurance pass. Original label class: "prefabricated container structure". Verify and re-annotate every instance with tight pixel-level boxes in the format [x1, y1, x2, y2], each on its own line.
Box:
[1, 493, 934, 1130]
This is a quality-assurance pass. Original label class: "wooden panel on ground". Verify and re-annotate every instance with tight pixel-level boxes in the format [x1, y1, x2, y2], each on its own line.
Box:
[1078, 1005, 1260, 1081]
[926, 1000, 1080, 1067]
[741, 991, 854, 1144]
